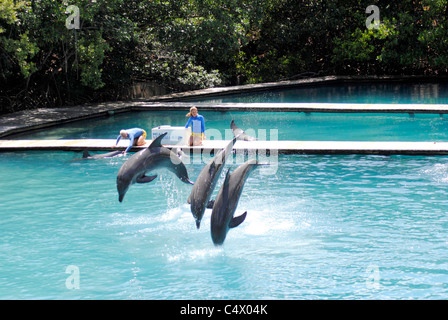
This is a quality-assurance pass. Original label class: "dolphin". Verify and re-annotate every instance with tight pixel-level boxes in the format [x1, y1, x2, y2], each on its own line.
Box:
[70, 150, 123, 161]
[117, 132, 193, 202]
[231, 120, 256, 141]
[210, 159, 259, 246]
[82, 150, 123, 159]
[187, 136, 238, 229]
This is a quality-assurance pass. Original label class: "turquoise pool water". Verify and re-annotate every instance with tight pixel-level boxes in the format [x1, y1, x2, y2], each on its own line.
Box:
[1, 151, 447, 299]
[10, 110, 448, 142]
[193, 82, 448, 104]
[2, 82, 448, 300]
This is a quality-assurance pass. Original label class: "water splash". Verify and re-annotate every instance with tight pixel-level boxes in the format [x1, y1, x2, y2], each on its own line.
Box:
[421, 163, 448, 184]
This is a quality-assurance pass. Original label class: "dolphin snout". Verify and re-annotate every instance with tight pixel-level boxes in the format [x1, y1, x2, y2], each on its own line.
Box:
[182, 176, 194, 185]
[117, 184, 127, 202]
[116, 176, 129, 203]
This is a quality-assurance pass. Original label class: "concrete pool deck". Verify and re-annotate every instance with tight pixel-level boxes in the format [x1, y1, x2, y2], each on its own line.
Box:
[2, 138, 448, 156]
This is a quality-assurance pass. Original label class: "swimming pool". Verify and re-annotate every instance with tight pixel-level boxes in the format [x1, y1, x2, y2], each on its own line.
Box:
[0, 151, 447, 299]
[193, 82, 448, 104]
[2, 81, 448, 300]
[8, 110, 448, 143]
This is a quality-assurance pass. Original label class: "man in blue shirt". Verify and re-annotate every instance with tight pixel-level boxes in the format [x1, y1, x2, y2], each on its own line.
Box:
[185, 106, 205, 146]
[113, 127, 147, 155]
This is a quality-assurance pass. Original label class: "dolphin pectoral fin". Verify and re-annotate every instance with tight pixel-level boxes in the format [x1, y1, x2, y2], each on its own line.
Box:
[206, 199, 215, 209]
[229, 211, 247, 228]
[208, 161, 216, 176]
[136, 175, 158, 183]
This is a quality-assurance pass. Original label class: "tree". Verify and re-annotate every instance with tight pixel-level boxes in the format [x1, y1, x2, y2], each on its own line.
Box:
[1, 0, 448, 114]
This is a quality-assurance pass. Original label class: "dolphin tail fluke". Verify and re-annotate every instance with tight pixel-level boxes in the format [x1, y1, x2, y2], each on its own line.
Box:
[83, 150, 91, 158]
[229, 211, 247, 228]
[230, 120, 256, 141]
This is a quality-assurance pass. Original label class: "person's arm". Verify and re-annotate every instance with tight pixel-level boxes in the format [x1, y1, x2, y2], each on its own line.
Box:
[200, 116, 205, 133]
[124, 132, 135, 153]
[113, 134, 122, 147]
[185, 117, 192, 128]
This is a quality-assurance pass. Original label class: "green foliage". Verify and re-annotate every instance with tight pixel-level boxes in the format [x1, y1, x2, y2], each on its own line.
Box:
[146, 51, 223, 90]
[332, 1, 448, 74]
[1, 0, 448, 113]
[1, 31, 39, 78]
[0, 0, 38, 79]
[0, 0, 22, 29]
[77, 31, 110, 90]
[332, 20, 397, 70]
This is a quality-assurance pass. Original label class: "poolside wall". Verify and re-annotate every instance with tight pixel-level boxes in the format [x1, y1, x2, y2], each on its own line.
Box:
[1, 75, 448, 139]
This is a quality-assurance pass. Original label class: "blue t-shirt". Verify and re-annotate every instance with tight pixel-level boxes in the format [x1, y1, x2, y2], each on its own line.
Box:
[185, 115, 205, 134]
[116, 128, 145, 153]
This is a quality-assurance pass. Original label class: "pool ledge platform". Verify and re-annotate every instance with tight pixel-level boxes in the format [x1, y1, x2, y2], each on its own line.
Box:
[1, 139, 448, 156]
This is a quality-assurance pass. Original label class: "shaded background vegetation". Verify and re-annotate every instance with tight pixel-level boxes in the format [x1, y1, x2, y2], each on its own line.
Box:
[1, 0, 448, 113]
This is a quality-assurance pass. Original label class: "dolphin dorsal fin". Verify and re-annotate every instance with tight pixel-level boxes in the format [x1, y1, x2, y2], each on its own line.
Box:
[148, 132, 167, 149]
[229, 211, 247, 228]
[83, 150, 91, 158]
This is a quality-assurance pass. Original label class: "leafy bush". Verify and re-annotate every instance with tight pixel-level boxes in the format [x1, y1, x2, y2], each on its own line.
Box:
[1, 0, 448, 113]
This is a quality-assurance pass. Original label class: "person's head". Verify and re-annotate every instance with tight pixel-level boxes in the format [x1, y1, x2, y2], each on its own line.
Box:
[120, 130, 128, 138]
[186, 106, 198, 117]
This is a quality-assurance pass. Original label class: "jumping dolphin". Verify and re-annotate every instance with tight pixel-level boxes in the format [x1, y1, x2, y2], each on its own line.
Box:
[117, 132, 193, 202]
[187, 136, 238, 229]
[210, 159, 259, 246]
[231, 120, 256, 141]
